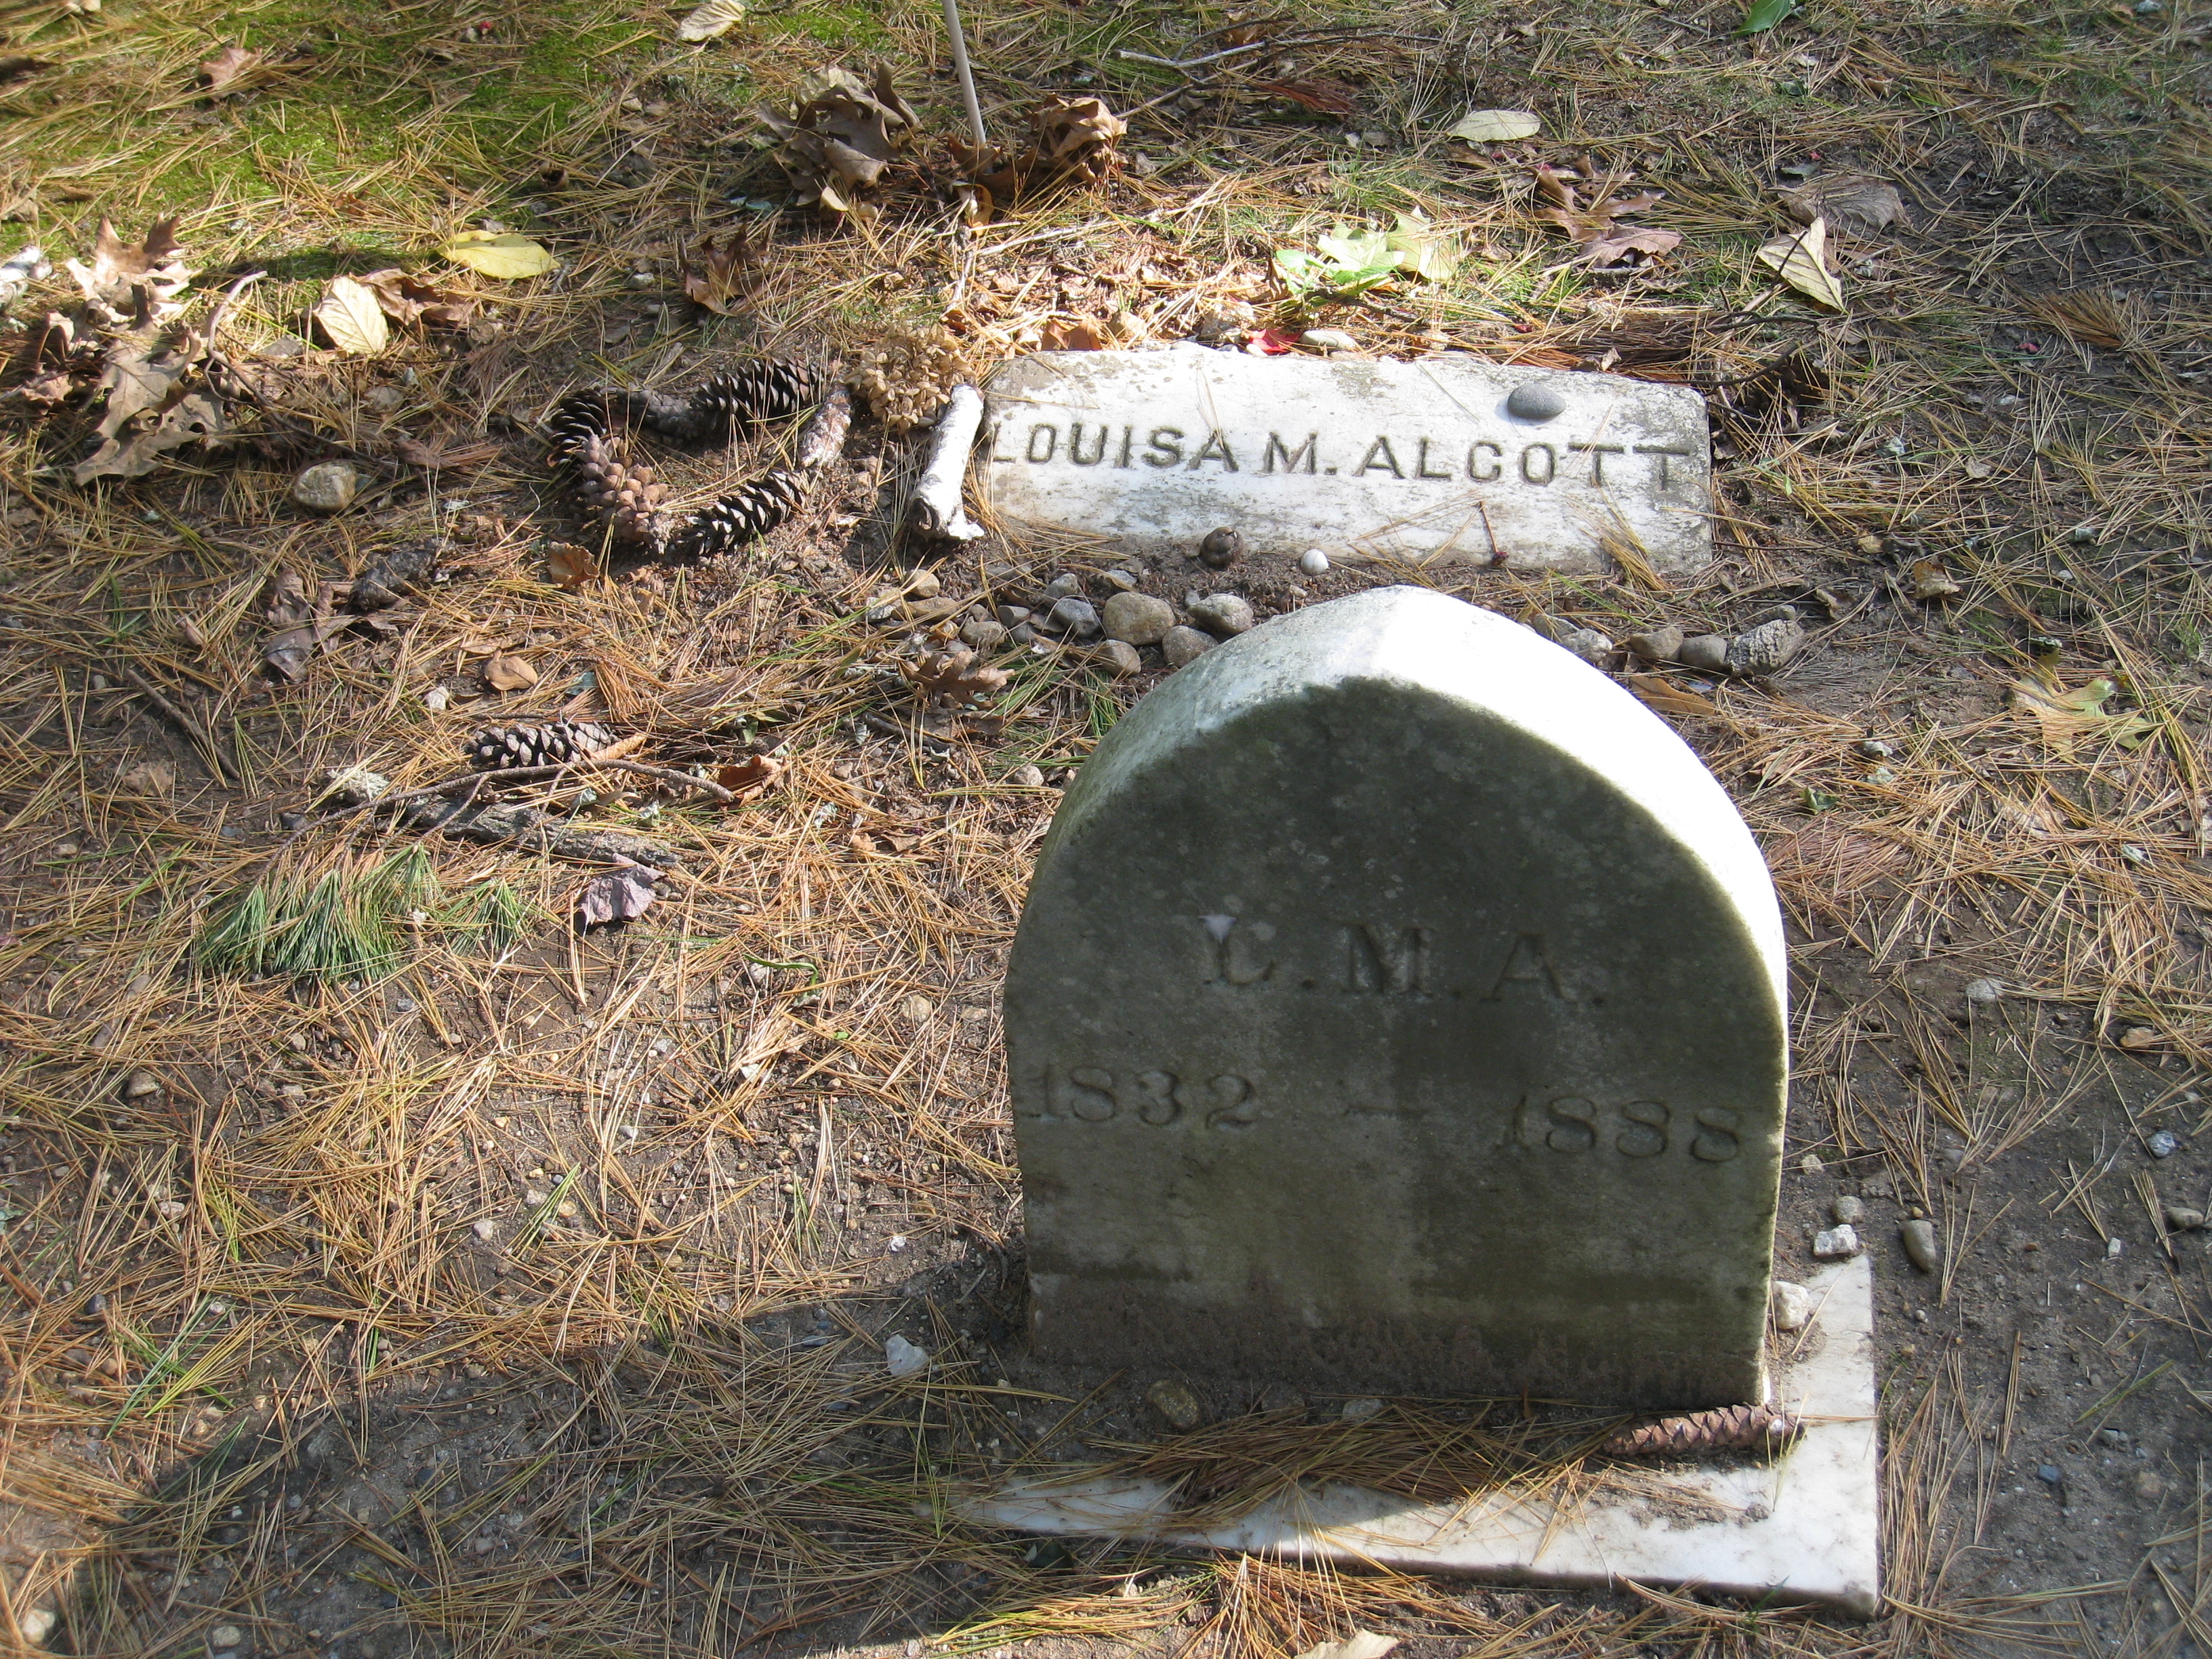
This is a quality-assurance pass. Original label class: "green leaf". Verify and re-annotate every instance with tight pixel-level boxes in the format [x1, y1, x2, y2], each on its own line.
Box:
[1740, 0, 1796, 32]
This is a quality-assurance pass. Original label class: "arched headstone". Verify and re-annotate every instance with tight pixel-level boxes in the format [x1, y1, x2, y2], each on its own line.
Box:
[1004, 586, 1787, 1410]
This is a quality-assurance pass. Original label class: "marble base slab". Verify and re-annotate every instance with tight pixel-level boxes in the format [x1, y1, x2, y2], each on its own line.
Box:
[966, 1256, 1879, 1618]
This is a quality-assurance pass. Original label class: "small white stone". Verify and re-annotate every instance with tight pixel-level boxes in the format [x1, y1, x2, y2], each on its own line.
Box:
[1340, 1396, 1385, 1421]
[1811, 1224, 1862, 1260]
[1299, 548, 1331, 576]
[886, 1233, 908, 1252]
[902, 994, 936, 1023]
[1832, 1195, 1866, 1225]
[1799, 1151, 1823, 1174]
[1769, 1280, 1814, 1332]
[884, 1334, 930, 1377]
[18, 1608, 56, 1645]
[1964, 977, 2003, 1005]
[209, 1626, 244, 1651]
[423, 685, 450, 712]
[1300, 328, 1360, 354]
[291, 460, 360, 514]
[472, 1218, 498, 1241]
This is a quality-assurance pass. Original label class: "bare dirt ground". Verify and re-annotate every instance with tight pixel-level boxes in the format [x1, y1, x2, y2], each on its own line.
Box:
[1, 0, 2209, 1654]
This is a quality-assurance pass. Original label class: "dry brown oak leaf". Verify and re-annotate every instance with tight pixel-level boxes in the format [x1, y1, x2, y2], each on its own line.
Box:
[355, 268, 476, 330]
[901, 645, 1008, 708]
[682, 229, 760, 316]
[956, 94, 1126, 214]
[1533, 158, 1681, 268]
[73, 327, 228, 485]
[758, 64, 916, 213]
[65, 218, 193, 323]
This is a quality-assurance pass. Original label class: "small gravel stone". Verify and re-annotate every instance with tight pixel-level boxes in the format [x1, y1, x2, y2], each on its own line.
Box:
[1340, 1396, 1384, 1422]
[2037, 1464, 2062, 1486]
[1145, 1377, 1202, 1430]
[1963, 977, 2004, 1006]
[2165, 1206, 2205, 1232]
[1008, 623, 1036, 647]
[884, 1334, 930, 1378]
[291, 460, 359, 514]
[1086, 638, 1143, 678]
[2149, 1130, 2180, 1158]
[121, 1068, 163, 1099]
[1769, 1280, 1814, 1332]
[907, 569, 941, 599]
[1038, 573, 1082, 604]
[1299, 548, 1331, 576]
[472, 1218, 498, 1241]
[1187, 593, 1255, 637]
[1832, 1195, 1866, 1225]
[1811, 1223, 1862, 1260]
[1856, 737, 1893, 759]
[902, 995, 935, 1023]
[961, 617, 1008, 651]
[1800, 1151, 1824, 1174]
[1103, 569, 1139, 591]
[1900, 1218, 1940, 1273]
[1677, 633, 1731, 672]
[996, 605, 1031, 627]
[2100, 1427, 2131, 1447]
[1162, 625, 1216, 670]
[1726, 616, 1807, 676]
[2137, 1469, 2166, 1500]
[1102, 590, 1176, 646]
[1046, 596, 1101, 638]
[210, 1626, 244, 1650]
[1504, 381, 1566, 422]
[1010, 764, 1046, 787]
[1300, 328, 1359, 354]
[1557, 627, 1613, 666]
[1624, 624, 1684, 664]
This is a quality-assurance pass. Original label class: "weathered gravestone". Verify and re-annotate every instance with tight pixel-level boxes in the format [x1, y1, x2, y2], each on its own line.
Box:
[980, 351, 1711, 577]
[1003, 586, 1787, 1411]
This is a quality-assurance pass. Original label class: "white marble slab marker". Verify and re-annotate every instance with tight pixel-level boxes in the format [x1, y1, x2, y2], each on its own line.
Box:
[979, 350, 1712, 574]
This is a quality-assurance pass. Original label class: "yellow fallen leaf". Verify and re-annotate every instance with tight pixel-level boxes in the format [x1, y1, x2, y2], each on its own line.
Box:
[1757, 216, 1845, 311]
[2010, 667, 2155, 758]
[1448, 108, 1540, 143]
[313, 275, 389, 356]
[443, 232, 554, 279]
[675, 0, 745, 39]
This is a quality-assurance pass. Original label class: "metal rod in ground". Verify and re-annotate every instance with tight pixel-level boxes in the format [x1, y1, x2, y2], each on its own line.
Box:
[941, 0, 987, 152]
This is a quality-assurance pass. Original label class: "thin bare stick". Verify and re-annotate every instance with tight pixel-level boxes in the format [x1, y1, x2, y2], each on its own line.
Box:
[941, 0, 987, 151]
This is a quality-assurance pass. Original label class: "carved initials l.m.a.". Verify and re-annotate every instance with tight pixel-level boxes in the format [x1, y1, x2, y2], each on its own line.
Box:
[1200, 914, 1274, 985]
[1484, 932, 1566, 1000]
[1343, 923, 1429, 994]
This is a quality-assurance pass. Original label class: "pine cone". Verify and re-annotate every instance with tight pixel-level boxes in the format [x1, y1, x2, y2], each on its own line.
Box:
[1602, 1401, 1802, 1458]
[901, 645, 1008, 709]
[672, 469, 808, 557]
[854, 327, 972, 433]
[642, 361, 821, 441]
[464, 720, 615, 771]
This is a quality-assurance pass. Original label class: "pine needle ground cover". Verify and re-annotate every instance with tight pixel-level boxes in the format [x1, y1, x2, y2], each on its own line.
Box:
[0, 0, 2207, 1654]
